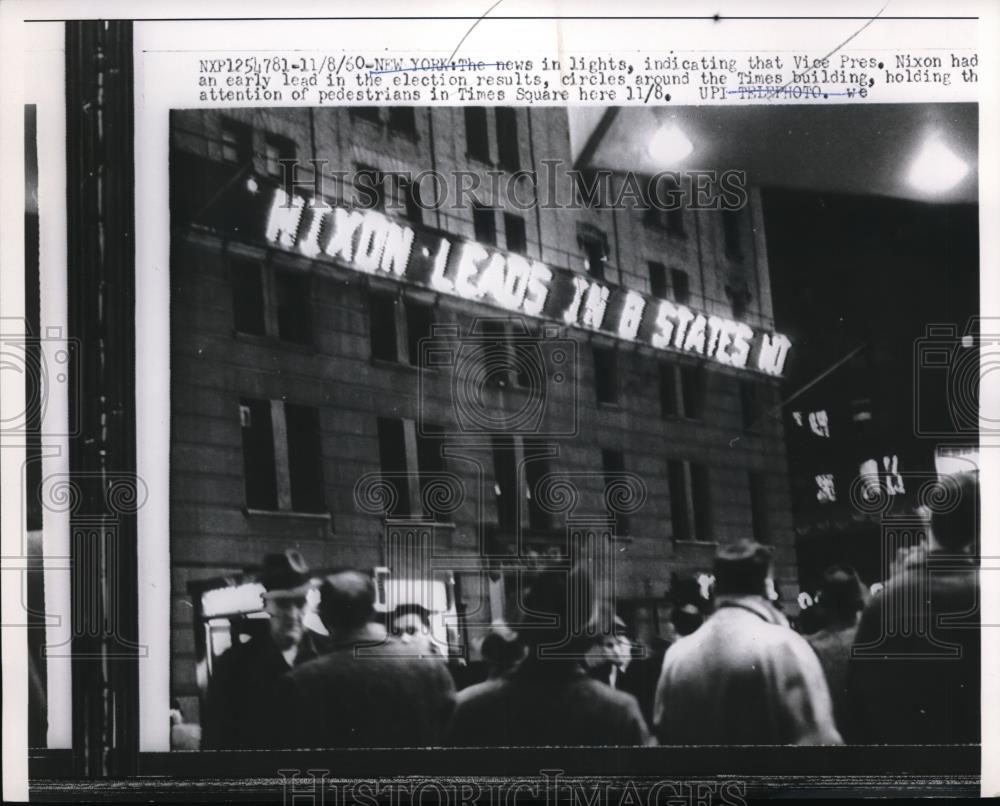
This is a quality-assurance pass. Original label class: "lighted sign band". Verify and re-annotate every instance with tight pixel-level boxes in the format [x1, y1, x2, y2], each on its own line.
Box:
[262, 188, 792, 376]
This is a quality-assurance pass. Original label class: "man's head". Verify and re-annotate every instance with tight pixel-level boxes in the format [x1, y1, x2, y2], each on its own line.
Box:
[817, 563, 868, 625]
[318, 571, 376, 638]
[259, 550, 314, 650]
[713, 539, 774, 598]
[929, 471, 979, 553]
[391, 603, 431, 640]
[522, 564, 595, 649]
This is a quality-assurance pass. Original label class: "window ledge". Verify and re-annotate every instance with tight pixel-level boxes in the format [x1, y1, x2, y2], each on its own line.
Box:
[369, 357, 434, 373]
[244, 508, 332, 522]
[673, 539, 719, 548]
[465, 152, 496, 168]
[597, 400, 622, 410]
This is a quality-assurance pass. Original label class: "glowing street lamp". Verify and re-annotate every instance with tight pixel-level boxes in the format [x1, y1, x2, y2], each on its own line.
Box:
[906, 137, 969, 195]
[649, 122, 694, 165]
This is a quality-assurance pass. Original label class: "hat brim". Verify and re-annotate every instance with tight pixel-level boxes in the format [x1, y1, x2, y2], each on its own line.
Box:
[261, 579, 316, 600]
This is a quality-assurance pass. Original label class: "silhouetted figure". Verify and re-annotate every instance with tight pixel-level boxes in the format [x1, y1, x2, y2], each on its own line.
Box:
[447, 567, 653, 747]
[278, 571, 456, 748]
[654, 540, 841, 745]
[201, 550, 326, 749]
[847, 471, 980, 744]
[805, 563, 868, 735]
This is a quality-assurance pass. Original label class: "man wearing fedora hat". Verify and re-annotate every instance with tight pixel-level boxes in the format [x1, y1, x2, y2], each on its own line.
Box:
[653, 539, 841, 745]
[202, 549, 327, 749]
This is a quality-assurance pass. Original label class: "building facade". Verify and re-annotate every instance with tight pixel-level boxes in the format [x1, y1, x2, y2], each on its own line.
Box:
[169, 106, 795, 720]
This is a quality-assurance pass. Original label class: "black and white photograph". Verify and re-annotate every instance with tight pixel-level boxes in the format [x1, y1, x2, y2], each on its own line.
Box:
[1, 3, 996, 802]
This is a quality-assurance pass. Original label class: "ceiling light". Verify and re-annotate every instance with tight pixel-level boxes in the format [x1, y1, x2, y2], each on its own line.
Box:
[907, 137, 969, 195]
[649, 123, 694, 165]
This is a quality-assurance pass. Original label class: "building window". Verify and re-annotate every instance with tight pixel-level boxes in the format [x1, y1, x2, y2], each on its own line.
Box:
[369, 291, 399, 362]
[275, 269, 313, 345]
[405, 299, 435, 367]
[232, 260, 313, 346]
[524, 444, 553, 531]
[505, 212, 527, 254]
[668, 459, 711, 542]
[479, 318, 530, 387]
[231, 259, 266, 336]
[578, 225, 609, 280]
[648, 261, 668, 299]
[387, 106, 417, 137]
[377, 417, 410, 518]
[730, 287, 749, 321]
[749, 472, 769, 543]
[401, 176, 423, 224]
[496, 107, 520, 171]
[666, 206, 685, 237]
[680, 365, 704, 420]
[691, 463, 712, 541]
[491, 435, 518, 531]
[602, 449, 629, 536]
[221, 119, 252, 164]
[240, 398, 324, 513]
[464, 107, 490, 163]
[473, 204, 497, 246]
[667, 460, 689, 541]
[659, 363, 679, 419]
[593, 346, 618, 405]
[740, 380, 760, 432]
[416, 429, 447, 518]
[285, 404, 325, 513]
[264, 133, 296, 178]
[240, 398, 278, 510]
[722, 208, 743, 260]
[350, 107, 382, 125]
[671, 269, 690, 305]
[355, 163, 386, 211]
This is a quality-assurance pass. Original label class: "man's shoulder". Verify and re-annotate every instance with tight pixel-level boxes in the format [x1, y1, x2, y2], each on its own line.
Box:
[455, 677, 507, 708]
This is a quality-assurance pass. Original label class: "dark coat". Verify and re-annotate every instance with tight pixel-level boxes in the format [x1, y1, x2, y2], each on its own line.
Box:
[277, 624, 457, 748]
[446, 657, 654, 747]
[846, 551, 979, 744]
[201, 628, 326, 750]
[806, 623, 858, 736]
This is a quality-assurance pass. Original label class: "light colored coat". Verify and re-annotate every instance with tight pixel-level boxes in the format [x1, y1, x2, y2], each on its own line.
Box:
[653, 596, 842, 745]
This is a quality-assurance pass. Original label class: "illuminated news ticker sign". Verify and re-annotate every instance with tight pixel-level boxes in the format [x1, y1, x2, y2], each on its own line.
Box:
[261, 187, 792, 376]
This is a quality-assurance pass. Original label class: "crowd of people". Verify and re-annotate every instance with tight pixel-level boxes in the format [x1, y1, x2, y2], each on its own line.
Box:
[198, 471, 979, 750]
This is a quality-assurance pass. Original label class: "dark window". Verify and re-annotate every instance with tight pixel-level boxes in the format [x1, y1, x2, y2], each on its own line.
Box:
[667, 459, 689, 541]
[671, 269, 690, 305]
[405, 300, 435, 367]
[416, 429, 446, 518]
[680, 365, 703, 419]
[402, 177, 423, 224]
[730, 288, 749, 321]
[524, 445, 552, 531]
[377, 417, 410, 517]
[602, 449, 629, 536]
[275, 269, 313, 345]
[479, 319, 513, 388]
[648, 261, 668, 299]
[691, 463, 712, 541]
[464, 107, 490, 163]
[505, 212, 527, 254]
[240, 398, 277, 510]
[579, 228, 609, 280]
[473, 205, 497, 246]
[285, 404, 324, 513]
[387, 106, 417, 137]
[659, 364, 678, 418]
[722, 209, 743, 259]
[593, 346, 618, 405]
[221, 119, 252, 164]
[491, 435, 517, 531]
[231, 259, 266, 336]
[369, 292, 399, 362]
[264, 133, 296, 178]
[740, 380, 759, 432]
[355, 163, 385, 210]
[666, 206, 685, 237]
[749, 472, 769, 543]
[351, 107, 382, 124]
[496, 107, 520, 171]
